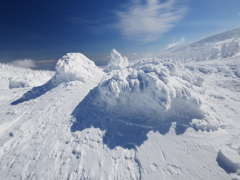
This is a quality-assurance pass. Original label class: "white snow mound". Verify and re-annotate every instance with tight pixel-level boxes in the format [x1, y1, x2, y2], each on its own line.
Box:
[73, 58, 219, 138]
[55, 53, 103, 83]
[104, 49, 129, 72]
[11, 53, 104, 105]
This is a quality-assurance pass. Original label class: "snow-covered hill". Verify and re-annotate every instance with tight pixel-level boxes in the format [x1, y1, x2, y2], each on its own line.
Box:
[0, 36, 240, 179]
[159, 27, 240, 62]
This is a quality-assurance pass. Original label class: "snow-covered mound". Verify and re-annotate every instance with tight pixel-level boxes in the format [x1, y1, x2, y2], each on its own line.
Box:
[11, 53, 104, 105]
[104, 49, 129, 72]
[159, 27, 240, 62]
[1, 48, 240, 179]
[217, 145, 240, 174]
[71, 58, 222, 149]
[55, 53, 102, 83]
[0, 63, 54, 89]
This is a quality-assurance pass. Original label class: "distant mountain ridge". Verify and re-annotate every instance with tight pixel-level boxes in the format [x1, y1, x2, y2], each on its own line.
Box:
[159, 27, 240, 62]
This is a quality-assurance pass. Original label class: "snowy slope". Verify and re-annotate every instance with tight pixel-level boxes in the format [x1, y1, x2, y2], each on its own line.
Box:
[159, 27, 240, 62]
[0, 63, 54, 90]
[0, 46, 240, 180]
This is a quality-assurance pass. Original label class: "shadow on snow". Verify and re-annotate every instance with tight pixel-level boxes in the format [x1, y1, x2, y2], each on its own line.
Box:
[71, 87, 205, 150]
[11, 77, 58, 105]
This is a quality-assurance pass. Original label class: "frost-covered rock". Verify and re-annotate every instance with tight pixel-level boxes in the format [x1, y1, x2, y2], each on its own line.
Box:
[55, 53, 103, 83]
[104, 49, 129, 72]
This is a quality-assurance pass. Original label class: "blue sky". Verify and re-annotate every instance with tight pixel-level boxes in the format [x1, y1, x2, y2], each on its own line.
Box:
[0, 0, 240, 69]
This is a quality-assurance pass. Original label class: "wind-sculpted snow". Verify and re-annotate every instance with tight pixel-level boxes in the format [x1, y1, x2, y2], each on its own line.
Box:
[71, 59, 218, 149]
[11, 53, 104, 105]
[1, 48, 240, 179]
[104, 49, 129, 72]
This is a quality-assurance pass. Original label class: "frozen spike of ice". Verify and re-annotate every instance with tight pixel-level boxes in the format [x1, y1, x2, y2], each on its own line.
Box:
[104, 49, 129, 72]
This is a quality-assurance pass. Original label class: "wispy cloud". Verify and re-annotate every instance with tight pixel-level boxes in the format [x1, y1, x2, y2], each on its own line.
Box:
[166, 36, 185, 49]
[36, 60, 58, 64]
[238, 12, 240, 16]
[116, 0, 187, 43]
[8, 59, 36, 69]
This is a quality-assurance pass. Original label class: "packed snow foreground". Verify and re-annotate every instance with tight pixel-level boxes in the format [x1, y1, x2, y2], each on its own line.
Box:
[0, 48, 240, 179]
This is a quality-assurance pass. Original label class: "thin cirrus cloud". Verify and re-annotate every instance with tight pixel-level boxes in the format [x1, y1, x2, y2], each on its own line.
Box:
[115, 0, 188, 43]
[166, 36, 185, 49]
[8, 59, 37, 69]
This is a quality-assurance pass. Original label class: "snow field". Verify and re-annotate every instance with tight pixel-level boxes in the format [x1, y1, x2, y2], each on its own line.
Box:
[0, 46, 239, 179]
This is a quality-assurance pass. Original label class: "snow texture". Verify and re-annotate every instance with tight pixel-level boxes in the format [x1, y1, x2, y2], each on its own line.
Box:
[217, 145, 240, 174]
[104, 49, 129, 72]
[71, 58, 224, 149]
[1, 30, 240, 179]
[11, 53, 104, 105]
[0, 63, 54, 90]
[159, 27, 240, 62]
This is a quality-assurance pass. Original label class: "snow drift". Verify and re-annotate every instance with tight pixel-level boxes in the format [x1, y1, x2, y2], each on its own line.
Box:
[1, 38, 240, 179]
[11, 53, 104, 105]
[71, 58, 219, 149]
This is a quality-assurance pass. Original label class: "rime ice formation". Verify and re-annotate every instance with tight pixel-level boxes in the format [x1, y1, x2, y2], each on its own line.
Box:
[104, 49, 129, 72]
[71, 58, 225, 150]
[1, 29, 240, 179]
[55, 53, 103, 83]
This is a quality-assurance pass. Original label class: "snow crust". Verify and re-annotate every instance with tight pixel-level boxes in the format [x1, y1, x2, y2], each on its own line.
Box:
[104, 49, 129, 72]
[217, 145, 240, 174]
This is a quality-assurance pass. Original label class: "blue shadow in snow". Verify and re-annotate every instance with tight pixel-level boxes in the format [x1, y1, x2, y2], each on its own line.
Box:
[11, 78, 57, 105]
[71, 87, 206, 150]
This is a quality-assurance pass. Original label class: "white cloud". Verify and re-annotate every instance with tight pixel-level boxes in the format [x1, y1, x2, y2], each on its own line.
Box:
[8, 59, 36, 69]
[116, 0, 187, 43]
[166, 36, 185, 49]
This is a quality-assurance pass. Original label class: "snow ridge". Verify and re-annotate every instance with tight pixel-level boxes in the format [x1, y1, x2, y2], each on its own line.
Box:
[159, 27, 240, 62]
[11, 53, 104, 105]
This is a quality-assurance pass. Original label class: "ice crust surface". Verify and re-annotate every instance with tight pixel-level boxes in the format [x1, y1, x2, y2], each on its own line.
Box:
[0, 30, 240, 179]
